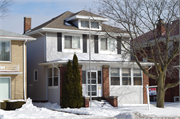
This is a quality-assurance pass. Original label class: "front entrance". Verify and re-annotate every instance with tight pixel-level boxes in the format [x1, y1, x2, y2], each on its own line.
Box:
[87, 71, 98, 97]
[0, 77, 10, 100]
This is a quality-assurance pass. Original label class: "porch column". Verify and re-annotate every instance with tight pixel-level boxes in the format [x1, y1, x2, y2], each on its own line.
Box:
[102, 65, 110, 97]
[59, 65, 67, 106]
[143, 68, 149, 104]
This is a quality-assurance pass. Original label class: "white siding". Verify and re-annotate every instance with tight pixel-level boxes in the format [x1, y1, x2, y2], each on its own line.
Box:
[48, 87, 59, 103]
[110, 86, 143, 104]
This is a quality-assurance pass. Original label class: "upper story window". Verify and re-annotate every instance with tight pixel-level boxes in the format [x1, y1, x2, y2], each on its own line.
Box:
[79, 20, 101, 30]
[64, 35, 80, 49]
[0, 41, 10, 62]
[101, 38, 115, 51]
[91, 22, 99, 29]
[81, 21, 89, 28]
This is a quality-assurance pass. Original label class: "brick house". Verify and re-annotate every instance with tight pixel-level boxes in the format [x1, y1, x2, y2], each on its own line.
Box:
[134, 20, 180, 102]
[24, 10, 152, 107]
[0, 29, 35, 101]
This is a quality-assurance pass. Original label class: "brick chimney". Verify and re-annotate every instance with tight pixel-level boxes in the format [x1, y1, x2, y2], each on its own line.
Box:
[157, 19, 165, 36]
[24, 17, 31, 34]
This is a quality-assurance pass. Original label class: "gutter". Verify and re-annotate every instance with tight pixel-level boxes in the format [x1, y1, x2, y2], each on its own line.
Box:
[23, 39, 27, 100]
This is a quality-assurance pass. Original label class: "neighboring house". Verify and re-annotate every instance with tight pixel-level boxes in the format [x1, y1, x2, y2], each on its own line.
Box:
[0, 29, 35, 100]
[25, 10, 152, 106]
[134, 20, 180, 102]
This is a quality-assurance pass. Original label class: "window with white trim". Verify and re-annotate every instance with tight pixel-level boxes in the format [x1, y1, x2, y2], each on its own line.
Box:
[91, 22, 99, 29]
[101, 38, 115, 51]
[64, 35, 80, 49]
[111, 68, 120, 85]
[34, 70, 38, 81]
[122, 68, 131, 85]
[0, 41, 10, 61]
[48, 68, 58, 87]
[81, 21, 89, 28]
[133, 69, 142, 85]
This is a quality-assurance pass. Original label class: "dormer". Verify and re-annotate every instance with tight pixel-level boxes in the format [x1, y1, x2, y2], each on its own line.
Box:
[64, 10, 108, 31]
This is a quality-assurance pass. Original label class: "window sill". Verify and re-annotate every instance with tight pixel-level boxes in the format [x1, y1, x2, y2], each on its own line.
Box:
[0, 61, 11, 64]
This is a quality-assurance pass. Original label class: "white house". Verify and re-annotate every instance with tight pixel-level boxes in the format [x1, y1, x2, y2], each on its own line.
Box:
[25, 10, 152, 106]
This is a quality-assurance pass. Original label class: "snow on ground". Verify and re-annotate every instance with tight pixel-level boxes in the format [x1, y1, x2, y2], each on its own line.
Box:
[34, 100, 180, 119]
[0, 98, 180, 119]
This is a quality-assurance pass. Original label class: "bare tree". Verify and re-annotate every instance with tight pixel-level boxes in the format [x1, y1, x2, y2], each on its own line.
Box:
[96, 0, 180, 108]
[0, 0, 13, 18]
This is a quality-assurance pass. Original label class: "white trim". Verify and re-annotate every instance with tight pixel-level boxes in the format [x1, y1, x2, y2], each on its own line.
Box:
[65, 15, 109, 22]
[0, 36, 35, 41]
[0, 77, 11, 100]
[33, 69, 38, 82]
[0, 72, 22, 75]
[23, 39, 27, 101]
[0, 40, 11, 62]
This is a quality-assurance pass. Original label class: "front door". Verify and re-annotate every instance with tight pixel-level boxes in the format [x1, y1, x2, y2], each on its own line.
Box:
[87, 71, 98, 97]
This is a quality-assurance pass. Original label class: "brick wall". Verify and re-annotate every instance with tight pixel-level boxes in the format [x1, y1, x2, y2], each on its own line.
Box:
[143, 68, 149, 104]
[102, 65, 110, 97]
[105, 96, 118, 107]
[84, 97, 89, 107]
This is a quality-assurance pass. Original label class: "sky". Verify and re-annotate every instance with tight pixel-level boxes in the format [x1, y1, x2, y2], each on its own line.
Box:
[0, 0, 95, 34]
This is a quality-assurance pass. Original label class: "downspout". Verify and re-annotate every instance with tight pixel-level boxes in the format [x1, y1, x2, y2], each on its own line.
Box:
[23, 39, 27, 100]
[51, 63, 60, 105]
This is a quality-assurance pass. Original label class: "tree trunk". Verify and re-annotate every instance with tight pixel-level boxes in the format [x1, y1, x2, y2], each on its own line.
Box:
[156, 75, 165, 108]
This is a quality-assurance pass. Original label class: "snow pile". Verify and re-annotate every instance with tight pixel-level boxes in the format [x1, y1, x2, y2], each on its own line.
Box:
[33, 102, 60, 110]
[0, 98, 78, 119]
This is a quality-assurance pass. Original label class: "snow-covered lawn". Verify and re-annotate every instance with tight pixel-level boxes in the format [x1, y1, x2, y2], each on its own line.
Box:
[0, 98, 180, 119]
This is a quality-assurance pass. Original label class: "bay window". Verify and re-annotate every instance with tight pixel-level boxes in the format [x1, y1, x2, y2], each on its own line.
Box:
[122, 68, 131, 85]
[0, 41, 10, 61]
[111, 68, 120, 85]
[64, 35, 80, 49]
[133, 69, 142, 85]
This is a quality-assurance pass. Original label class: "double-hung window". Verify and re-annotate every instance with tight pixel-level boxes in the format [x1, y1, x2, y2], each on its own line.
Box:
[0, 41, 10, 61]
[81, 21, 89, 28]
[111, 68, 120, 85]
[122, 68, 131, 85]
[48, 68, 58, 87]
[64, 35, 80, 49]
[133, 69, 142, 85]
[101, 38, 115, 51]
[91, 22, 99, 29]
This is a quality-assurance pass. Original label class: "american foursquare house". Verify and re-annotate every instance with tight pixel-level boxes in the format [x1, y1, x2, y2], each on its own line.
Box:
[24, 10, 152, 107]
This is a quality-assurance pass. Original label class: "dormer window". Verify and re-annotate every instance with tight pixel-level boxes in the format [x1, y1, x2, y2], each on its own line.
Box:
[81, 21, 89, 28]
[79, 20, 101, 30]
[91, 22, 99, 29]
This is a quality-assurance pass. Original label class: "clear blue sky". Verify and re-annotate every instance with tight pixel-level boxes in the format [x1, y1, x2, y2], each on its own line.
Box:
[0, 0, 94, 34]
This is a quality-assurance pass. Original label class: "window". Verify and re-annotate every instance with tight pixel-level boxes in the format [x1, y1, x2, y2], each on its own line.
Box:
[122, 68, 131, 85]
[111, 68, 120, 85]
[101, 38, 115, 51]
[133, 69, 142, 85]
[0, 77, 10, 99]
[91, 22, 99, 29]
[168, 42, 173, 57]
[82, 71, 86, 84]
[64, 35, 80, 49]
[48, 68, 58, 86]
[101, 38, 107, 50]
[34, 70, 38, 81]
[0, 41, 10, 61]
[98, 71, 101, 84]
[81, 21, 89, 28]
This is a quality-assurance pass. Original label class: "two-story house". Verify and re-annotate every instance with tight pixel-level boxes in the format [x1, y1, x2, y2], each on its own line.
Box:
[0, 29, 35, 101]
[25, 10, 152, 106]
[134, 19, 180, 102]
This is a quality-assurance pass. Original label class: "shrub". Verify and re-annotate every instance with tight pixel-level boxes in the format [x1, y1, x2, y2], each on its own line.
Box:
[0, 101, 7, 110]
[6, 101, 25, 110]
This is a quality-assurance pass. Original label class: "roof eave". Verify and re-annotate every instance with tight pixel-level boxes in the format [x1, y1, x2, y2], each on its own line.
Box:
[65, 15, 108, 22]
